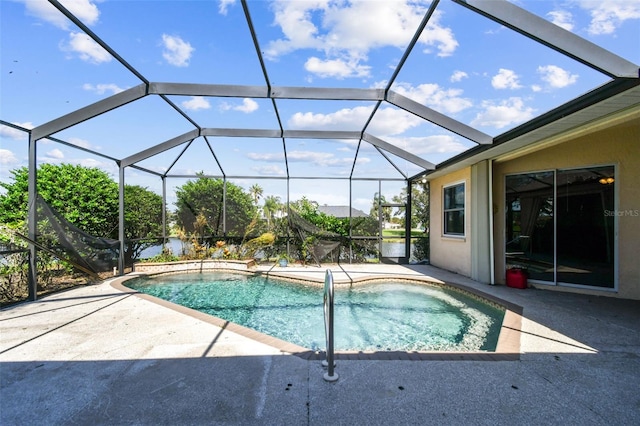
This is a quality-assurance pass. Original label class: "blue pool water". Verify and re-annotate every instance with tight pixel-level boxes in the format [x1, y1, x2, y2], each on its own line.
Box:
[126, 272, 504, 352]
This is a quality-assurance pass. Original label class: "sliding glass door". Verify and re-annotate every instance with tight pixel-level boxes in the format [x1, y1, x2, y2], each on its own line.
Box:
[505, 166, 615, 289]
[556, 167, 615, 287]
[506, 171, 554, 282]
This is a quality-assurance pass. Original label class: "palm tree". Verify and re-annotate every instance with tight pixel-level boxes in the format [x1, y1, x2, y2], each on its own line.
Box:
[263, 195, 281, 229]
[370, 192, 391, 222]
[249, 184, 263, 205]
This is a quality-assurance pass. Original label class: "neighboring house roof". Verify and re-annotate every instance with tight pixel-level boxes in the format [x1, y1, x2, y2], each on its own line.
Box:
[317, 206, 369, 218]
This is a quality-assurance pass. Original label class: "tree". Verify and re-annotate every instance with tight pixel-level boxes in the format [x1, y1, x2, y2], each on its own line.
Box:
[0, 164, 118, 236]
[249, 184, 263, 205]
[395, 182, 430, 261]
[124, 185, 164, 264]
[0, 164, 166, 266]
[290, 196, 318, 217]
[262, 195, 281, 229]
[369, 192, 391, 223]
[174, 175, 256, 239]
[411, 182, 429, 231]
[392, 190, 407, 222]
[391, 183, 429, 229]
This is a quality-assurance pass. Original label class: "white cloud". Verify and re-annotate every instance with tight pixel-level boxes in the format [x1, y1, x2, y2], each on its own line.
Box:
[161, 34, 194, 67]
[77, 157, 104, 168]
[36, 157, 56, 166]
[67, 137, 93, 149]
[352, 196, 374, 212]
[247, 152, 284, 162]
[304, 56, 371, 79]
[218, 0, 237, 15]
[219, 98, 259, 113]
[38, 136, 98, 152]
[36, 155, 113, 173]
[577, 1, 640, 35]
[265, 1, 458, 78]
[450, 70, 468, 83]
[491, 68, 522, 90]
[22, 0, 100, 30]
[484, 26, 506, 36]
[182, 96, 211, 111]
[367, 107, 424, 136]
[0, 149, 19, 165]
[354, 156, 370, 165]
[290, 150, 355, 167]
[385, 135, 468, 156]
[235, 98, 259, 113]
[62, 32, 112, 63]
[251, 165, 286, 176]
[471, 97, 536, 129]
[420, 10, 458, 57]
[247, 150, 353, 168]
[547, 10, 574, 31]
[288, 105, 374, 131]
[82, 83, 124, 95]
[391, 82, 473, 114]
[46, 148, 64, 160]
[287, 150, 334, 165]
[264, 2, 323, 58]
[20, 1, 109, 65]
[287, 102, 440, 138]
[537, 65, 578, 88]
[0, 122, 33, 140]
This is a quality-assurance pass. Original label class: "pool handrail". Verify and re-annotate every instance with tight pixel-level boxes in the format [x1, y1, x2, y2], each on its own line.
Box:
[323, 269, 338, 382]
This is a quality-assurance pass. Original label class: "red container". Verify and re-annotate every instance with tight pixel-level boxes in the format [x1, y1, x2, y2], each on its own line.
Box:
[506, 269, 527, 289]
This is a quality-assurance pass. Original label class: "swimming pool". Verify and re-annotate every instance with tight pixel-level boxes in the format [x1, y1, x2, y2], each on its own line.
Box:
[125, 272, 505, 352]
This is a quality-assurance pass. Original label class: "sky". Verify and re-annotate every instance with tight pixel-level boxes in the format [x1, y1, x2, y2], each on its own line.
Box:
[1, 0, 639, 213]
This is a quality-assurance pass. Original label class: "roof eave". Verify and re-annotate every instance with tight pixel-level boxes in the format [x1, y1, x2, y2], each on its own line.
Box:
[412, 78, 640, 182]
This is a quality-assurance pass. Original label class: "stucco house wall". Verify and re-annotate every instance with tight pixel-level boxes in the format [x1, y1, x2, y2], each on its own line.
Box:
[427, 107, 639, 299]
[429, 167, 472, 277]
[492, 112, 640, 299]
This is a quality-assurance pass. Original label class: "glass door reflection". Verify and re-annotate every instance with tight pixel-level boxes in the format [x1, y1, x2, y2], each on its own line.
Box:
[556, 167, 615, 288]
[506, 172, 554, 283]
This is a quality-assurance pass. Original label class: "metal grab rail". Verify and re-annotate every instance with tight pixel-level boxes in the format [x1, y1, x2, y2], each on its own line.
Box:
[323, 269, 338, 382]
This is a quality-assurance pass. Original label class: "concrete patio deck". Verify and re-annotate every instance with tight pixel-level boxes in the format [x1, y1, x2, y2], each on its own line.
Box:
[2, 264, 639, 425]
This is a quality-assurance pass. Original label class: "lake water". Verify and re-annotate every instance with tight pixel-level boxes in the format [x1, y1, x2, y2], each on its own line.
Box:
[140, 238, 420, 262]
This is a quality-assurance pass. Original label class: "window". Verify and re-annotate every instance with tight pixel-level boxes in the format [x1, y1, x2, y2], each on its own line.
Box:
[443, 182, 465, 236]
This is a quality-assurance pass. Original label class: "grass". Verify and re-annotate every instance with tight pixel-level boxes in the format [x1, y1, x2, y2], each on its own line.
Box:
[382, 229, 427, 239]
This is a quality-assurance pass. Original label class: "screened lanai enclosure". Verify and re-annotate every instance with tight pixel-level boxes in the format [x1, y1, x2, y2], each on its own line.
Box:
[1, 0, 638, 302]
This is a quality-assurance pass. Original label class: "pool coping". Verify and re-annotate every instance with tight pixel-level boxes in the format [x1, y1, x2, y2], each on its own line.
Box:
[110, 270, 522, 361]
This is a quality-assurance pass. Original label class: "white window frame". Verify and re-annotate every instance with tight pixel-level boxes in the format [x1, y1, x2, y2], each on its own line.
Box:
[443, 181, 466, 237]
